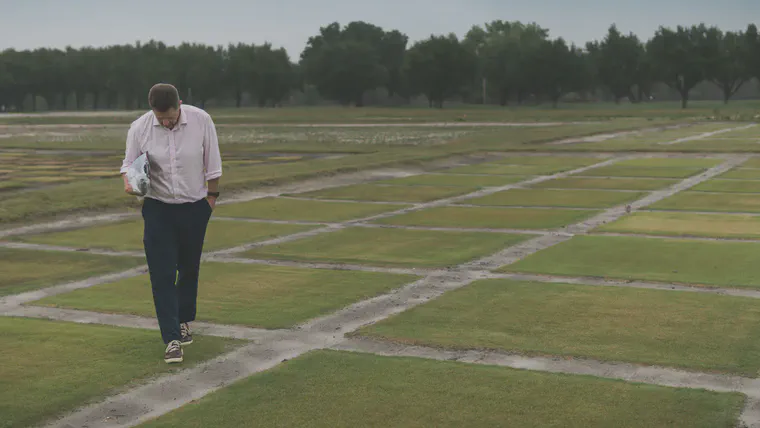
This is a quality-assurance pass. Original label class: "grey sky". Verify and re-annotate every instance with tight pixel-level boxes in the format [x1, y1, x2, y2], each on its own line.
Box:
[1, 0, 757, 61]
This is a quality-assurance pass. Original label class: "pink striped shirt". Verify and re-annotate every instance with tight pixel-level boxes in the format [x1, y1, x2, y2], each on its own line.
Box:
[120, 104, 222, 204]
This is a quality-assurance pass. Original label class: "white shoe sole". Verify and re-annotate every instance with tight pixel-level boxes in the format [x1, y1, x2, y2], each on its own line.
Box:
[180, 339, 193, 346]
[165, 356, 183, 363]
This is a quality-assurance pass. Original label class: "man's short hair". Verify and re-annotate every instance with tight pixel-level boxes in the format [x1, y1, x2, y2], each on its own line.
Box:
[148, 83, 180, 112]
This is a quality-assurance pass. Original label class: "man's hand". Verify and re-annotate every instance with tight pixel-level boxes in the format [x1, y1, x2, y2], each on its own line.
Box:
[206, 196, 217, 210]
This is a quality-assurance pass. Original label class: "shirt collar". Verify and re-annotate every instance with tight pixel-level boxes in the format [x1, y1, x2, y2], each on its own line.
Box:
[151, 107, 188, 128]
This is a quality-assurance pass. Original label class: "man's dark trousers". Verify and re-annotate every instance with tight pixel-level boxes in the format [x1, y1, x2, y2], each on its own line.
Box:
[142, 197, 212, 344]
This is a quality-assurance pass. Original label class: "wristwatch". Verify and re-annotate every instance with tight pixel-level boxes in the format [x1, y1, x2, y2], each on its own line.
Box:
[207, 192, 220, 198]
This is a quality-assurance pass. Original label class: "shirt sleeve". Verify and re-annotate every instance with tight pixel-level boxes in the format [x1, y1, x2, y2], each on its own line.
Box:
[119, 124, 141, 175]
[203, 114, 223, 181]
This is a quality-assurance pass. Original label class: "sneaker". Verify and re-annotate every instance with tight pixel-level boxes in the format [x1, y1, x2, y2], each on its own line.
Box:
[180, 322, 193, 345]
[164, 340, 183, 364]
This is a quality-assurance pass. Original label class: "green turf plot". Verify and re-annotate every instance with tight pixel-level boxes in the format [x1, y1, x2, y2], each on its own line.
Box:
[579, 165, 706, 178]
[718, 168, 760, 180]
[650, 192, 760, 213]
[464, 188, 644, 208]
[32, 263, 416, 329]
[491, 155, 602, 166]
[692, 179, 760, 193]
[533, 177, 678, 191]
[0, 318, 240, 428]
[595, 211, 760, 239]
[504, 235, 760, 289]
[740, 157, 760, 168]
[612, 158, 723, 168]
[444, 163, 575, 176]
[358, 279, 760, 376]
[376, 173, 526, 188]
[13, 219, 314, 252]
[243, 227, 530, 268]
[213, 196, 408, 222]
[712, 125, 760, 139]
[0, 247, 144, 297]
[139, 350, 743, 428]
[292, 184, 476, 203]
[374, 206, 598, 230]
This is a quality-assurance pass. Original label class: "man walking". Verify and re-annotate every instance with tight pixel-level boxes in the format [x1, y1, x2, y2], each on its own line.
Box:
[120, 83, 222, 363]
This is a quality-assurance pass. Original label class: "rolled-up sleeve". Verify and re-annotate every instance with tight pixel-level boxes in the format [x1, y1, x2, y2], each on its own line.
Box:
[120, 125, 141, 175]
[203, 115, 222, 181]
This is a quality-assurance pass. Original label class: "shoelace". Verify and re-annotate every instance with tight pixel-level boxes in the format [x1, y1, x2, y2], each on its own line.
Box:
[180, 323, 190, 336]
[166, 341, 181, 353]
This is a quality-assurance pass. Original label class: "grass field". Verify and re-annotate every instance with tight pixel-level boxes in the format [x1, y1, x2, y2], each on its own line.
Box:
[3, 106, 760, 427]
[1, 317, 241, 428]
[138, 350, 744, 428]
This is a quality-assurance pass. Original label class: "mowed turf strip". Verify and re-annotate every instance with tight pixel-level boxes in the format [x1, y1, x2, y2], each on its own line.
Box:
[717, 168, 760, 180]
[31, 263, 415, 329]
[373, 206, 598, 230]
[464, 188, 645, 208]
[504, 235, 760, 289]
[291, 184, 476, 203]
[650, 192, 760, 213]
[244, 227, 530, 268]
[0, 248, 144, 297]
[12, 219, 314, 252]
[357, 279, 760, 376]
[377, 173, 526, 188]
[613, 158, 723, 168]
[444, 163, 574, 176]
[491, 155, 602, 166]
[138, 350, 744, 428]
[692, 179, 760, 193]
[533, 177, 678, 191]
[0, 318, 239, 428]
[580, 165, 706, 178]
[213, 196, 408, 222]
[597, 211, 760, 239]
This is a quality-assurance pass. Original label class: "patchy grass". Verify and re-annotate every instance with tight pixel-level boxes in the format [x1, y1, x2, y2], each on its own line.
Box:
[464, 188, 645, 208]
[718, 168, 760, 180]
[612, 158, 723, 168]
[374, 206, 598, 230]
[491, 155, 603, 166]
[292, 184, 477, 203]
[444, 163, 574, 176]
[244, 227, 530, 268]
[503, 235, 760, 289]
[579, 165, 706, 178]
[139, 349, 744, 428]
[358, 279, 760, 376]
[0, 317, 241, 428]
[739, 157, 760, 168]
[214, 197, 408, 222]
[0, 248, 144, 297]
[650, 192, 760, 213]
[376, 173, 526, 187]
[12, 219, 314, 252]
[596, 211, 760, 239]
[533, 177, 679, 191]
[691, 179, 760, 193]
[30, 263, 415, 329]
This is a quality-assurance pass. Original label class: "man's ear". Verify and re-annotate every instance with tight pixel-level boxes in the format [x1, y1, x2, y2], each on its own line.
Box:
[179, 100, 183, 106]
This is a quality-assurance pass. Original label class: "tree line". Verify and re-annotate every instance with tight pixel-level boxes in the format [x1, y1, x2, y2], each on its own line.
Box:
[1, 20, 759, 111]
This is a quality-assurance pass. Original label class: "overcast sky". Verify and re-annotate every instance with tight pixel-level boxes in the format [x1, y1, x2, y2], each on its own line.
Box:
[2, 0, 757, 60]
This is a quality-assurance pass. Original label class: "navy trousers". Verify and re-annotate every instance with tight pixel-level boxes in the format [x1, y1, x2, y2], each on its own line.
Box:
[141, 197, 212, 344]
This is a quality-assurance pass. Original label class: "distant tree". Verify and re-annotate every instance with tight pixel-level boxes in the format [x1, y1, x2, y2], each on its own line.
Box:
[703, 28, 752, 103]
[252, 43, 296, 107]
[300, 21, 405, 106]
[531, 38, 588, 107]
[404, 34, 476, 108]
[586, 25, 644, 103]
[647, 25, 710, 108]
